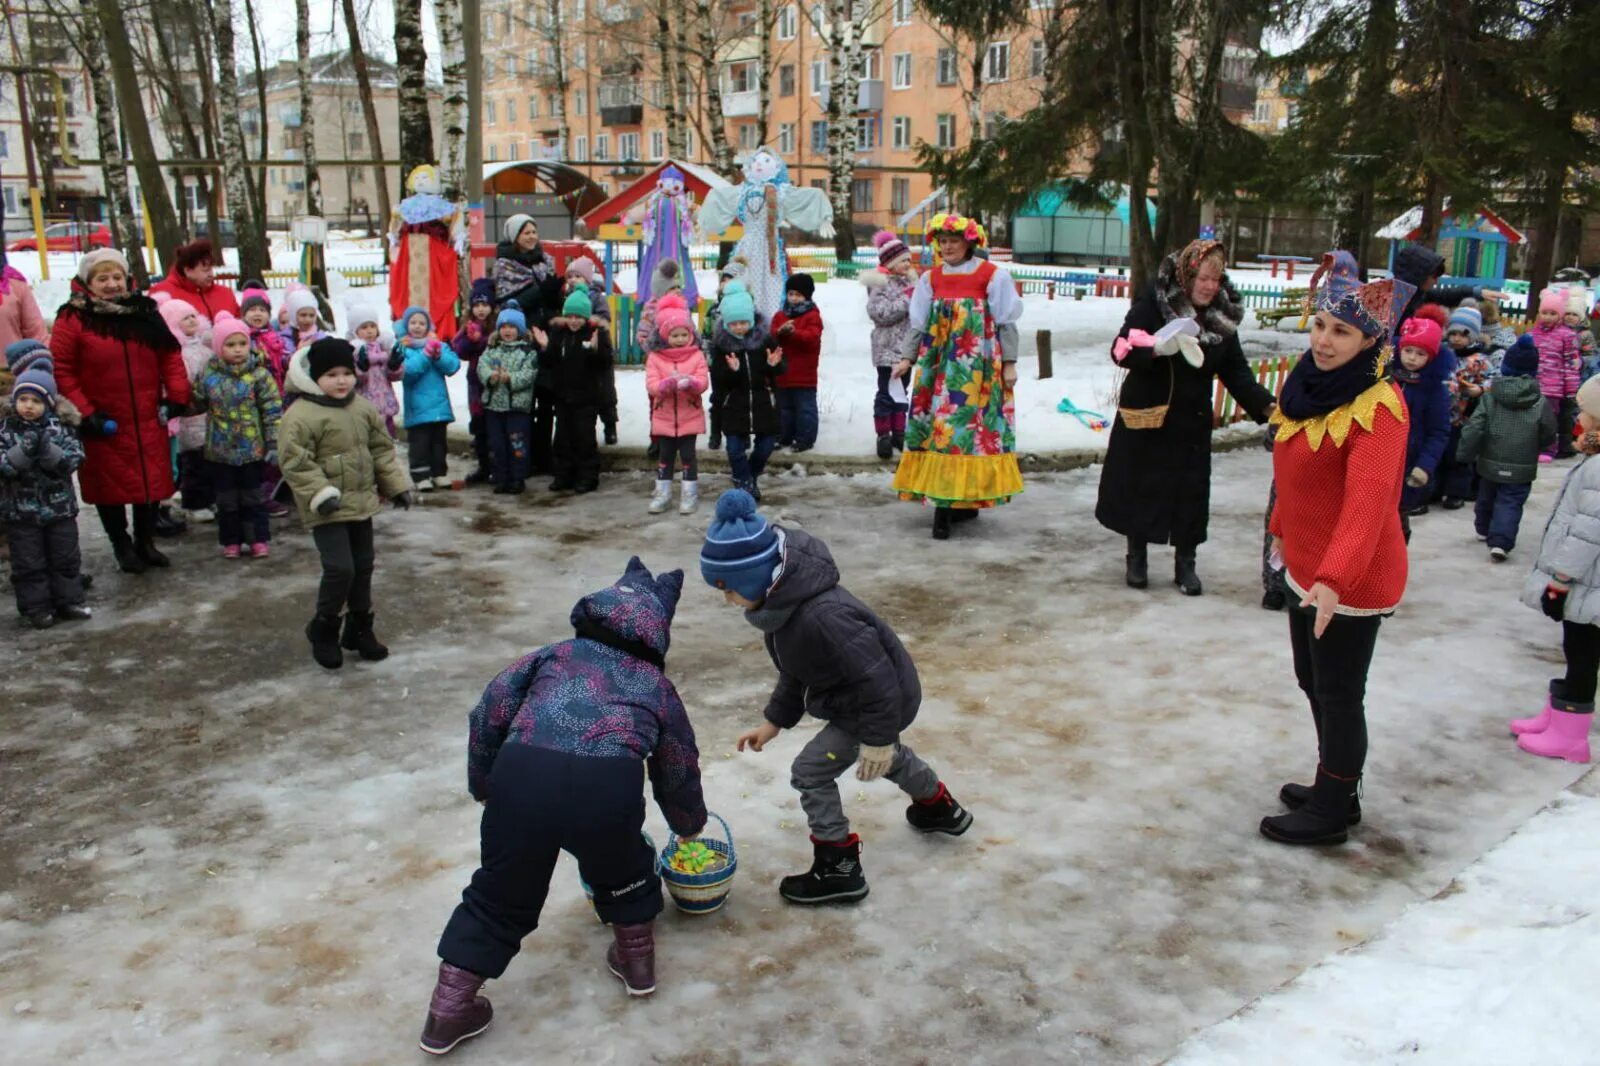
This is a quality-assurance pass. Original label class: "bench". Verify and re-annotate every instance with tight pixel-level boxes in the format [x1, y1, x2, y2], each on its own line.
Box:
[1254, 287, 1310, 330]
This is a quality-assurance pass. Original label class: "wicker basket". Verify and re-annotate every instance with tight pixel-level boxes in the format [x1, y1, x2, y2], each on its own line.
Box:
[1117, 359, 1174, 430]
[658, 813, 737, 915]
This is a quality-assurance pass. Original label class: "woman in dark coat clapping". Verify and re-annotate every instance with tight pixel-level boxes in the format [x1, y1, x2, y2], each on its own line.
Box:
[1095, 239, 1275, 595]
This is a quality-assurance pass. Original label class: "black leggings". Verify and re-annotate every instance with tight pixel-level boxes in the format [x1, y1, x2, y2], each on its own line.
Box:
[96, 502, 159, 545]
[311, 519, 375, 617]
[653, 434, 698, 481]
[1288, 603, 1383, 779]
[1562, 621, 1600, 704]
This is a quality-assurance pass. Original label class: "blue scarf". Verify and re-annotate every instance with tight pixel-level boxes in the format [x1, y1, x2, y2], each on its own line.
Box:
[783, 300, 816, 320]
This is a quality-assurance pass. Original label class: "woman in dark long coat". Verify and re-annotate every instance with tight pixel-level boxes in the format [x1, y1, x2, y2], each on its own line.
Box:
[1095, 240, 1276, 595]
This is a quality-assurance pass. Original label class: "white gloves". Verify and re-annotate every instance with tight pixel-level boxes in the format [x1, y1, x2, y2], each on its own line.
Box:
[1153, 317, 1201, 360]
[856, 743, 896, 782]
[817, 218, 837, 240]
[1406, 467, 1429, 488]
[1176, 334, 1204, 368]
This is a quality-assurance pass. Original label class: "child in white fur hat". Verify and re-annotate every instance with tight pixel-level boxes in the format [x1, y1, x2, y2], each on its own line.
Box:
[346, 301, 400, 437]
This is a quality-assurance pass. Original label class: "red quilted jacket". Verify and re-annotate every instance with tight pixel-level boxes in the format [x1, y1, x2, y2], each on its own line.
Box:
[772, 306, 823, 389]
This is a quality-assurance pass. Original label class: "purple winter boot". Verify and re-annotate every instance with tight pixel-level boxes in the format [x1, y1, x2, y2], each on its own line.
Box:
[1517, 704, 1594, 764]
[605, 921, 657, 997]
[419, 961, 493, 1056]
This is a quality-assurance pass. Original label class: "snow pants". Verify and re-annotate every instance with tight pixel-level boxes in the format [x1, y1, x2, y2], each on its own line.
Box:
[206, 460, 268, 548]
[407, 421, 450, 481]
[437, 745, 662, 980]
[1474, 480, 1531, 552]
[790, 721, 940, 842]
[726, 434, 776, 498]
[1288, 603, 1382, 780]
[7, 517, 83, 617]
[552, 403, 600, 488]
[486, 410, 532, 485]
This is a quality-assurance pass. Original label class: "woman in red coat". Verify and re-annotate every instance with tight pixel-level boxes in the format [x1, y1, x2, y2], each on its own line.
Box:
[53, 249, 192, 574]
[147, 239, 239, 328]
[1262, 250, 1415, 847]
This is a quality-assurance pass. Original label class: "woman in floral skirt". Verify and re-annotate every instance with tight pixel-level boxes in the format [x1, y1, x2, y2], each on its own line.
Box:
[890, 213, 1024, 539]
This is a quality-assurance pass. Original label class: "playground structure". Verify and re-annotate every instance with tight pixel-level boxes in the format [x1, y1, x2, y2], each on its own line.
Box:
[1378, 202, 1525, 291]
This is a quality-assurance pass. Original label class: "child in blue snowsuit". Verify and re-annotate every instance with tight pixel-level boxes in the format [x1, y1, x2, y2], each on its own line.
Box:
[394, 305, 459, 490]
[421, 558, 706, 1056]
[1396, 316, 1453, 520]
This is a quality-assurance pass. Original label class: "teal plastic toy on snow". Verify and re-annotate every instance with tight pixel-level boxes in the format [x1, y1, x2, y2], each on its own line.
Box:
[1057, 395, 1109, 431]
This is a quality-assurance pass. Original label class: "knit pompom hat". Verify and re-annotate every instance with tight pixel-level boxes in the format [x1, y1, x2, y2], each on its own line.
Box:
[562, 288, 593, 319]
[719, 255, 749, 282]
[284, 288, 320, 319]
[1398, 316, 1441, 360]
[1446, 304, 1482, 339]
[566, 256, 597, 282]
[873, 229, 911, 270]
[239, 285, 272, 316]
[1540, 288, 1568, 315]
[785, 272, 816, 300]
[211, 312, 251, 357]
[650, 259, 684, 300]
[307, 337, 357, 381]
[1565, 288, 1591, 317]
[496, 298, 527, 333]
[344, 300, 384, 338]
[469, 277, 496, 307]
[399, 305, 433, 334]
[77, 248, 129, 284]
[155, 294, 201, 339]
[656, 293, 694, 341]
[10, 350, 57, 406]
[700, 490, 781, 602]
[1500, 334, 1539, 378]
[4, 339, 48, 369]
[719, 281, 755, 326]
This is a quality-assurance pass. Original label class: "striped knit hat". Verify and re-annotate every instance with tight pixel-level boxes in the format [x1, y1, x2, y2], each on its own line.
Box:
[1446, 303, 1482, 339]
[873, 229, 911, 269]
[701, 490, 781, 602]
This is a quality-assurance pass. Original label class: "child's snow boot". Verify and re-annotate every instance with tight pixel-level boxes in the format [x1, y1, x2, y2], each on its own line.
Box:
[1277, 778, 1361, 825]
[905, 783, 973, 836]
[418, 961, 493, 1056]
[1517, 698, 1593, 763]
[931, 507, 952, 540]
[306, 613, 344, 669]
[779, 834, 870, 905]
[649, 479, 673, 513]
[605, 921, 656, 996]
[340, 611, 390, 662]
[1511, 682, 1561, 736]
[1174, 549, 1203, 596]
[1125, 538, 1148, 589]
[678, 480, 700, 515]
[1260, 767, 1358, 846]
[892, 430, 905, 452]
[876, 433, 893, 460]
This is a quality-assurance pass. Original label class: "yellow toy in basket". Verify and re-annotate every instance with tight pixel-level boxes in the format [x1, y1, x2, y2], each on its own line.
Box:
[668, 840, 726, 875]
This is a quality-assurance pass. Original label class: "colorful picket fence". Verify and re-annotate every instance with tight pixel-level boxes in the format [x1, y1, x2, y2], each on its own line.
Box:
[1213, 355, 1295, 428]
[607, 293, 718, 365]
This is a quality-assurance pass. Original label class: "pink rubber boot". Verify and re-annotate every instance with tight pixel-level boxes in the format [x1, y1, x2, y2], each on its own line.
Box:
[1517, 705, 1593, 763]
[1510, 698, 1554, 736]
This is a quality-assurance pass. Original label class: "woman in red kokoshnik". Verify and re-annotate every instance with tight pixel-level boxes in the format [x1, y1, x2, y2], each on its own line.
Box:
[1262, 250, 1414, 846]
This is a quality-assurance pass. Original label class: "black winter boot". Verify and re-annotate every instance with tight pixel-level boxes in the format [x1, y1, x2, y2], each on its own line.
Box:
[1278, 778, 1362, 825]
[418, 961, 493, 1056]
[111, 536, 146, 575]
[876, 433, 893, 460]
[306, 614, 344, 669]
[1174, 548, 1202, 596]
[132, 506, 170, 568]
[340, 611, 390, 662]
[932, 507, 953, 540]
[134, 538, 171, 568]
[1262, 588, 1287, 611]
[1261, 767, 1359, 845]
[891, 431, 905, 451]
[1125, 538, 1148, 589]
[905, 783, 973, 835]
[779, 835, 869, 905]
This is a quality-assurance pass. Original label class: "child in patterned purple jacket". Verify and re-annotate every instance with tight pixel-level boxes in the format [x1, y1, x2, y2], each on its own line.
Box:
[420, 557, 706, 1056]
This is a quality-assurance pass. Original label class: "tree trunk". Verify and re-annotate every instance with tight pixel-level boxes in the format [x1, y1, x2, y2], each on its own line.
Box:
[1104, 0, 1157, 292]
[694, 0, 735, 176]
[147, 0, 212, 243]
[435, 0, 468, 200]
[545, 0, 571, 156]
[243, 0, 271, 225]
[396, 0, 437, 176]
[1418, 168, 1444, 246]
[672, 0, 693, 159]
[1525, 164, 1565, 302]
[294, 0, 322, 218]
[1335, 0, 1395, 263]
[756, 0, 773, 147]
[80, 0, 148, 287]
[655, 0, 684, 157]
[97, 0, 181, 271]
[824, 0, 862, 259]
[341, 0, 392, 259]
[185, 0, 224, 247]
[214, 0, 269, 281]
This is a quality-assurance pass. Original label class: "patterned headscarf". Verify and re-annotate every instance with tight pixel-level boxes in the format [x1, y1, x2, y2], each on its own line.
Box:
[1174, 239, 1227, 292]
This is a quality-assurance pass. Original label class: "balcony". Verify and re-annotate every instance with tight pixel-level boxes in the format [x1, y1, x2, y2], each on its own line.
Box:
[1218, 81, 1257, 114]
[723, 90, 759, 117]
[818, 79, 884, 112]
[600, 103, 644, 126]
[529, 142, 564, 162]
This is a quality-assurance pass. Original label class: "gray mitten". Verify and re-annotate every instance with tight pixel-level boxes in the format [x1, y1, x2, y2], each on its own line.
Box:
[36, 441, 68, 475]
[315, 490, 343, 516]
[4, 442, 33, 471]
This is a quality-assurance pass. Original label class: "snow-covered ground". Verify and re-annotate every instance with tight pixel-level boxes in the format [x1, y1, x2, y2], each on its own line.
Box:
[2, 442, 1593, 1063]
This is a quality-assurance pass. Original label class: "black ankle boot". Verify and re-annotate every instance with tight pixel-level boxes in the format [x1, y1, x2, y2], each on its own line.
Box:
[876, 433, 893, 460]
[306, 614, 344, 669]
[779, 835, 869, 905]
[1174, 549, 1202, 596]
[932, 508, 952, 540]
[1278, 779, 1362, 825]
[134, 538, 171, 568]
[340, 611, 389, 662]
[111, 537, 146, 574]
[1261, 767, 1359, 845]
[1125, 539, 1148, 589]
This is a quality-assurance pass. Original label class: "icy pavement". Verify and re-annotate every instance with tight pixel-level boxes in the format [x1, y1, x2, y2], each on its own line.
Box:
[1, 447, 1593, 1064]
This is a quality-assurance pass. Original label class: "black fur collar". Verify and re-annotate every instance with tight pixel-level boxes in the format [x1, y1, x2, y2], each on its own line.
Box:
[1153, 254, 1245, 346]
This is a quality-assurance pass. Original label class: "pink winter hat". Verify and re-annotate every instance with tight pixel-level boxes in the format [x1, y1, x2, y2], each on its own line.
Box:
[1540, 288, 1567, 314]
[1397, 316, 1441, 360]
[154, 293, 200, 338]
[211, 312, 251, 357]
[873, 228, 911, 269]
[566, 256, 597, 282]
[656, 292, 694, 341]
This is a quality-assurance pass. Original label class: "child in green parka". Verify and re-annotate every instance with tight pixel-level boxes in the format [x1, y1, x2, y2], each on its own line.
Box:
[477, 299, 541, 495]
[1459, 335, 1558, 561]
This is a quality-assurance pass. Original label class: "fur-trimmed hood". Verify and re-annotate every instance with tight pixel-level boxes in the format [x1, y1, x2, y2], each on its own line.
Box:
[0, 394, 81, 427]
[284, 347, 353, 406]
[1153, 253, 1245, 346]
[859, 268, 890, 290]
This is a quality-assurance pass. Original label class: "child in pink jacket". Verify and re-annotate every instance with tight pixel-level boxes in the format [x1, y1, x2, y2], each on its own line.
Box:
[645, 293, 709, 516]
[1534, 287, 1582, 460]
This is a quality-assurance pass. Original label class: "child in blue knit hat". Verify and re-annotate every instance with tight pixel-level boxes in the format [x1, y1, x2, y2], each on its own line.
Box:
[1, 351, 89, 628]
[394, 305, 460, 490]
[703, 489, 972, 906]
[477, 300, 540, 495]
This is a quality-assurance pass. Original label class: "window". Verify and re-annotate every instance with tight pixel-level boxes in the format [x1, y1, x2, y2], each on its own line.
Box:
[893, 0, 912, 23]
[574, 44, 587, 69]
[574, 0, 586, 17]
[0, 131, 9, 158]
[851, 178, 873, 212]
[936, 49, 957, 86]
[506, 97, 517, 123]
[728, 61, 755, 94]
[811, 60, 828, 94]
[575, 134, 588, 159]
[548, 93, 561, 116]
[777, 3, 796, 39]
[685, 130, 695, 156]
[891, 115, 910, 149]
[1031, 39, 1046, 78]
[892, 53, 911, 90]
[936, 113, 956, 148]
[891, 177, 910, 214]
[574, 88, 587, 115]
[855, 115, 879, 149]
[738, 124, 757, 149]
[486, 98, 497, 124]
[779, 122, 795, 154]
[650, 129, 665, 158]
[984, 112, 1003, 139]
[529, 95, 539, 119]
[348, 131, 365, 152]
[810, 120, 828, 153]
[351, 166, 366, 184]
[344, 98, 362, 115]
[489, 143, 499, 162]
[809, 2, 824, 37]
[985, 41, 1010, 82]
[856, 50, 881, 81]
[485, 55, 496, 81]
[621, 132, 639, 159]
[779, 64, 796, 97]
[595, 133, 610, 160]
[508, 141, 521, 161]
[1253, 100, 1269, 124]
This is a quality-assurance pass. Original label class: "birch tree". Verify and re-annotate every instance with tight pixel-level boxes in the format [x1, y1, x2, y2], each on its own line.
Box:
[655, 0, 685, 157]
[396, 0, 437, 175]
[243, 0, 271, 222]
[756, 0, 773, 147]
[341, 0, 393, 245]
[212, 0, 269, 281]
[693, 0, 736, 176]
[77, 0, 148, 286]
[294, 0, 322, 218]
[823, 0, 889, 258]
[433, 0, 469, 315]
[96, 0, 182, 268]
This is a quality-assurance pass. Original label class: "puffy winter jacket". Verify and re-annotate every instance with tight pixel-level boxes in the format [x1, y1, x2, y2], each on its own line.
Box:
[1398, 356, 1453, 480]
[862, 269, 916, 368]
[278, 348, 412, 528]
[756, 528, 921, 747]
[0, 275, 49, 351]
[772, 305, 823, 389]
[175, 334, 212, 452]
[709, 318, 785, 437]
[477, 339, 538, 413]
[465, 556, 706, 835]
[1523, 455, 1600, 626]
[51, 286, 192, 506]
[454, 317, 492, 417]
[541, 323, 613, 408]
[646, 343, 709, 437]
[0, 401, 83, 524]
[189, 354, 282, 466]
[1533, 322, 1580, 399]
[1458, 374, 1558, 486]
[354, 339, 400, 422]
[396, 337, 460, 426]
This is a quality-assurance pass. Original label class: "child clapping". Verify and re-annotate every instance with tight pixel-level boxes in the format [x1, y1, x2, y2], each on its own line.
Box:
[395, 306, 461, 491]
[645, 293, 708, 515]
[477, 299, 539, 495]
[188, 314, 283, 559]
